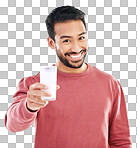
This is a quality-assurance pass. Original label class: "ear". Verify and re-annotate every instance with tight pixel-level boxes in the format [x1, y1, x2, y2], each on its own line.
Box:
[47, 37, 55, 49]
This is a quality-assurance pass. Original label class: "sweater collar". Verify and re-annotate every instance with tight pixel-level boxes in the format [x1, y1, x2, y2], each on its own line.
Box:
[57, 63, 92, 77]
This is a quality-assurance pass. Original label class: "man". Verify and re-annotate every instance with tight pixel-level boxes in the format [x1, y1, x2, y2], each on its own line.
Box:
[5, 6, 132, 148]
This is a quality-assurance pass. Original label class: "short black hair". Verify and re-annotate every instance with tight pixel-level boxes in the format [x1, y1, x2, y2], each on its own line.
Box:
[45, 6, 86, 41]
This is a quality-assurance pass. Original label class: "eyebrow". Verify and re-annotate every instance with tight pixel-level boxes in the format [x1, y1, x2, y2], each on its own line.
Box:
[60, 32, 86, 39]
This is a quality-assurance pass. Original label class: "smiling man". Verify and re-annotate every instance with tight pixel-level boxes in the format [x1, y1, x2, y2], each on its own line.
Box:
[5, 6, 132, 148]
[47, 14, 88, 72]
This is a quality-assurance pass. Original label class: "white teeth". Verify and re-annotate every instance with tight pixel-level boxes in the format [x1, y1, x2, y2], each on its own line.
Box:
[70, 53, 81, 58]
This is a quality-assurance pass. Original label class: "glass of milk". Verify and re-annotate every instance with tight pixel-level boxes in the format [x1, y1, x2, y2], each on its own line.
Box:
[40, 66, 57, 101]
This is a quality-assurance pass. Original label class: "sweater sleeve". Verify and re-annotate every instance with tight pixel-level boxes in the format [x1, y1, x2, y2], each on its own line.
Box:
[5, 76, 39, 132]
[108, 80, 132, 148]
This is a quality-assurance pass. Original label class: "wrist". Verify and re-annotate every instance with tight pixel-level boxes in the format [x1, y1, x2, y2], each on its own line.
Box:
[26, 102, 38, 112]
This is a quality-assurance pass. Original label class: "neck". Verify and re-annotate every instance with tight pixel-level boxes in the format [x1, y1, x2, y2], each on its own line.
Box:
[54, 61, 88, 73]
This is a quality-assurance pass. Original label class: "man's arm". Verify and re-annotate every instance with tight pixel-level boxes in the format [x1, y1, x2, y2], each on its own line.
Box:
[5, 76, 59, 132]
[5, 77, 38, 132]
[108, 80, 132, 148]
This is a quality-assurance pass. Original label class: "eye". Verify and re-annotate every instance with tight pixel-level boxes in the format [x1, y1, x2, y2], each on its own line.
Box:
[63, 39, 70, 43]
[79, 36, 85, 40]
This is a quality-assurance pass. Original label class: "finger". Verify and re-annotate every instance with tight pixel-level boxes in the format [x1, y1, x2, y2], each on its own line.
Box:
[27, 101, 48, 111]
[27, 95, 47, 105]
[28, 89, 51, 97]
[29, 83, 48, 91]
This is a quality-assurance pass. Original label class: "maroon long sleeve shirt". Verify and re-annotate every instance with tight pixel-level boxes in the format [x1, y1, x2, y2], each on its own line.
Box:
[5, 63, 132, 148]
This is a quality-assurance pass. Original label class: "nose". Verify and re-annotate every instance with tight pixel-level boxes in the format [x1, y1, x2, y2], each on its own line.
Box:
[71, 40, 81, 53]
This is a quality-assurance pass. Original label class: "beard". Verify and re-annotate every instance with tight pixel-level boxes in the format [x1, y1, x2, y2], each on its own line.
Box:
[55, 47, 87, 69]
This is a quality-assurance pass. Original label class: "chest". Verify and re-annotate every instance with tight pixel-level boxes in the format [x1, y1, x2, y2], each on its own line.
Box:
[40, 77, 112, 126]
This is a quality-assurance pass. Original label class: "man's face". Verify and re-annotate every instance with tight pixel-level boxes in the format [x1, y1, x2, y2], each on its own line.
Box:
[54, 20, 88, 69]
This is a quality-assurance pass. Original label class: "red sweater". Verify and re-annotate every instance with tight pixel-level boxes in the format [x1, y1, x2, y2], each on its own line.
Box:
[5, 63, 132, 148]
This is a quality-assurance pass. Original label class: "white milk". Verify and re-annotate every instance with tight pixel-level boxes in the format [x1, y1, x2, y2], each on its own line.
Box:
[40, 66, 57, 101]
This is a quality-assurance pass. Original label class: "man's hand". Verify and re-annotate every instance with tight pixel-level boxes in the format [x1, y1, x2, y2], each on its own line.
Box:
[26, 83, 60, 112]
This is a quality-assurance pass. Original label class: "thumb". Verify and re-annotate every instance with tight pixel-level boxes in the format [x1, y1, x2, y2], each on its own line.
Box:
[56, 85, 60, 90]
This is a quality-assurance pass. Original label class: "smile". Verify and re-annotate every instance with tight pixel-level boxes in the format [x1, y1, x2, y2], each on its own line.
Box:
[67, 51, 84, 61]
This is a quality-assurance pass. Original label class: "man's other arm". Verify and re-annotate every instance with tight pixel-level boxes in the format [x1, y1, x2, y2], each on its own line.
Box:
[108, 80, 132, 148]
